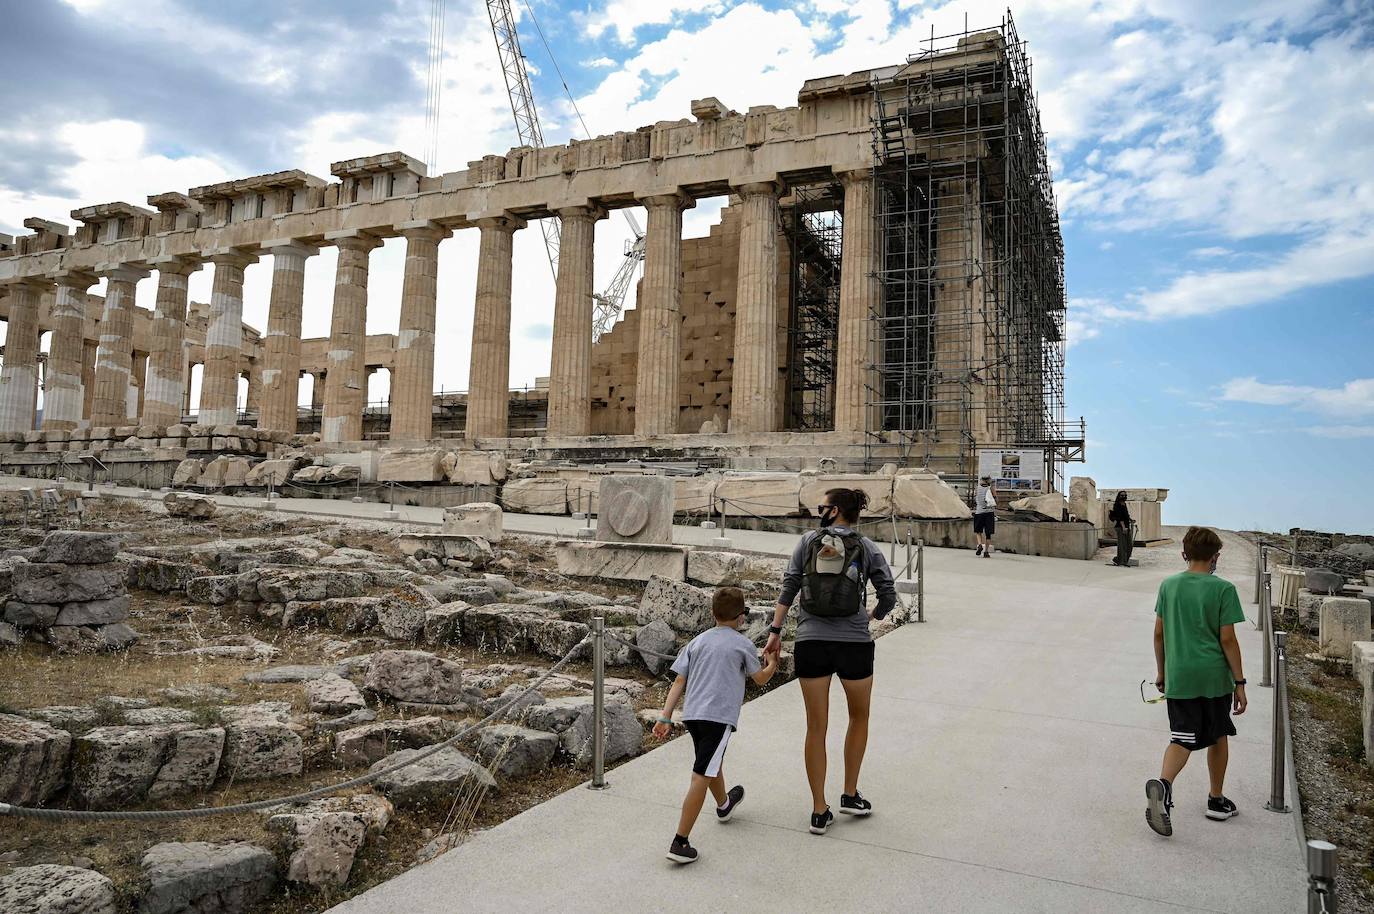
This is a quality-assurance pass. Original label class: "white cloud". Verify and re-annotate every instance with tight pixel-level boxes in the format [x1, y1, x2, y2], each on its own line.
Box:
[584, 56, 616, 68]
[1305, 425, 1374, 439]
[1220, 377, 1374, 418]
[578, 0, 727, 45]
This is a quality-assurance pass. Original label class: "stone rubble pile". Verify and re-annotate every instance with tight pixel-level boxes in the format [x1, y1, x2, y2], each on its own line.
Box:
[2, 531, 139, 653]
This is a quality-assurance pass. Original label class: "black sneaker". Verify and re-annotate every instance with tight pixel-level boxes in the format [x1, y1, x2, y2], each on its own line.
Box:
[666, 835, 698, 864]
[976, 544, 984, 556]
[1206, 795, 1238, 821]
[716, 785, 744, 823]
[839, 791, 872, 816]
[809, 808, 834, 835]
[1145, 778, 1173, 837]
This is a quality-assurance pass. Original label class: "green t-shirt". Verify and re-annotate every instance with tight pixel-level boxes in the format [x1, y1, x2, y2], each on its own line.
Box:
[1155, 572, 1246, 699]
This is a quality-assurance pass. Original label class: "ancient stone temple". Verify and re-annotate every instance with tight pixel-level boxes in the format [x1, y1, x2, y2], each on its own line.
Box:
[0, 24, 1077, 489]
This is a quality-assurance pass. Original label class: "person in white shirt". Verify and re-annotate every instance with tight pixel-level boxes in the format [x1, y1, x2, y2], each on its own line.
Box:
[972, 475, 997, 557]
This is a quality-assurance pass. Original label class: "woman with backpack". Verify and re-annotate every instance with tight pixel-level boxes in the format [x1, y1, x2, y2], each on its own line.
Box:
[1109, 491, 1134, 567]
[763, 488, 897, 836]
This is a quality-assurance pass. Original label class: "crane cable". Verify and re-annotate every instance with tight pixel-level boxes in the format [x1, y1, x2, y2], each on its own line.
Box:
[516, 0, 643, 240]
[423, 0, 448, 175]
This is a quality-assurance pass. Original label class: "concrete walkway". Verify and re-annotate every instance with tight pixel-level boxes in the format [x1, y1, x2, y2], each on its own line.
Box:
[325, 526, 1303, 913]
[2, 476, 1306, 910]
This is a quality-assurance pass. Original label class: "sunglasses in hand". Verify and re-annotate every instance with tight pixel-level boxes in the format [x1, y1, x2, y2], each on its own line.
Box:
[1139, 680, 1166, 704]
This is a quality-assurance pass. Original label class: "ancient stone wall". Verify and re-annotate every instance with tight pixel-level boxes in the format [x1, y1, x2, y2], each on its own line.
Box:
[587, 203, 791, 435]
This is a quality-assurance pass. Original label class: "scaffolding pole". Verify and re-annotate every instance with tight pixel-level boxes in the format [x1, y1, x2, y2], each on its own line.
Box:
[865, 11, 1070, 484]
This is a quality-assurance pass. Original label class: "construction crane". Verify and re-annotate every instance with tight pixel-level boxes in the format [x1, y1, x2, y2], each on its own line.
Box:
[481, 0, 646, 340]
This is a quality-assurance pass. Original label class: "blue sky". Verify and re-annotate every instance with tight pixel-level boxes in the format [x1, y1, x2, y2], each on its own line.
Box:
[2, 0, 1371, 534]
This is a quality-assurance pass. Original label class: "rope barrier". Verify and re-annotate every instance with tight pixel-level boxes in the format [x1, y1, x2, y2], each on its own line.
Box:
[0, 632, 592, 822]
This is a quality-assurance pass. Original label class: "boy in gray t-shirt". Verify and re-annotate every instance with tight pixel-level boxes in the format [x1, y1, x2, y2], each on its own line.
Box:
[652, 586, 778, 864]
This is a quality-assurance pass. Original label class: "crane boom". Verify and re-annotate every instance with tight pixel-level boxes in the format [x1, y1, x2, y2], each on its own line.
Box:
[485, 0, 559, 281]
[483, 0, 646, 339]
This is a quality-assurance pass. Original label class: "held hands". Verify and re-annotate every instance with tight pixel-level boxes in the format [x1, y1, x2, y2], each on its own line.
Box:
[652, 719, 673, 740]
[1232, 684, 1247, 716]
[764, 632, 782, 659]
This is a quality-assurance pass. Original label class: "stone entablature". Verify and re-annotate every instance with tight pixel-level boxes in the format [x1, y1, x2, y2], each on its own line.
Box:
[0, 59, 898, 282]
[70, 202, 156, 246]
[189, 170, 329, 229]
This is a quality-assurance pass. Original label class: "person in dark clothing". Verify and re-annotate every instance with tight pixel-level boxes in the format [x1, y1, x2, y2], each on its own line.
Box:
[1110, 491, 1135, 567]
[764, 488, 897, 835]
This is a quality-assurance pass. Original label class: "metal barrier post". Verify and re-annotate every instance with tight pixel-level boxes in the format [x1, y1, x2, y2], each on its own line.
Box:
[917, 539, 925, 623]
[889, 512, 897, 563]
[1266, 631, 1291, 813]
[1306, 840, 1337, 913]
[1254, 543, 1264, 605]
[588, 616, 609, 791]
[1261, 572, 1274, 688]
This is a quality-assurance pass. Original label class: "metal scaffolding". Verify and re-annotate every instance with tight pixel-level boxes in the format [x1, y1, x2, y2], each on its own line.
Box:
[866, 11, 1078, 483]
[784, 183, 843, 431]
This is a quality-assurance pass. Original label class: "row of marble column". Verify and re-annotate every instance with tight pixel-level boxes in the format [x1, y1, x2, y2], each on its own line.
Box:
[0, 170, 878, 441]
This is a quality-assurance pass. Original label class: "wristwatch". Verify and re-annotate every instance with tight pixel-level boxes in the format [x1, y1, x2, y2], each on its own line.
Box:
[768, 625, 783, 636]
[1233, 678, 1247, 686]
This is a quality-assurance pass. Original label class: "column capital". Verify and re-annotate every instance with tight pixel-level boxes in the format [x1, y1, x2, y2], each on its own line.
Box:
[729, 178, 783, 197]
[204, 248, 259, 269]
[47, 270, 99, 291]
[635, 190, 696, 211]
[3, 276, 54, 292]
[836, 167, 874, 184]
[148, 254, 203, 276]
[471, 213, 526, 233]
[396, 220, 452, 242]
[95, 263, 152, 283]
[555, 204, 608, 221]
[262, 239, 321, 259]
[324, 229, 382, 252]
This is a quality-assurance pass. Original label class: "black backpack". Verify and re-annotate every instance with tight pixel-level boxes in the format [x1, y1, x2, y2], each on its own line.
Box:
[800, 528, 867, 618]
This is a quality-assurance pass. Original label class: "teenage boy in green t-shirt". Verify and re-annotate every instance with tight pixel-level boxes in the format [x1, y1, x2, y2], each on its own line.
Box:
[1145, 526, 1248, 837]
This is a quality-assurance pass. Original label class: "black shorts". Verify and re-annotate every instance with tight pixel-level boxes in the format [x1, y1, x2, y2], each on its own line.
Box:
[973, 512, 996, 536]
[794, 639, 875, 680]
[1167, 696, 1237, 751]
[684, 720, 734, 777]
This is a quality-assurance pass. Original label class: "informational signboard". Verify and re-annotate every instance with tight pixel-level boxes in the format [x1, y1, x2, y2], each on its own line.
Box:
[977, 448, 1047, 493]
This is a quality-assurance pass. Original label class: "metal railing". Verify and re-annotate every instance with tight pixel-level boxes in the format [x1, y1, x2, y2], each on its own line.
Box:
[1307, 840, 1338, 913]
[1266, 630, 1290, 814]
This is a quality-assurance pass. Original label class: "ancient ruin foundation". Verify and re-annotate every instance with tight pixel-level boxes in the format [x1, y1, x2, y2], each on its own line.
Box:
[0, 19, 1076, 486]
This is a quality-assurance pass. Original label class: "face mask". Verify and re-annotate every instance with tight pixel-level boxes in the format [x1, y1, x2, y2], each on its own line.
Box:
[819, 506, 839, 527]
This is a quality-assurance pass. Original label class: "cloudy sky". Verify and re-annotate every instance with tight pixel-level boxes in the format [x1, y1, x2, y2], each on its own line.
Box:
[2, 0, 1371, 534]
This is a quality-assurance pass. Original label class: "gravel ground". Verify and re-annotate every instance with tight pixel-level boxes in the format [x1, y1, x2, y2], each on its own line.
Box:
[1286, 634, 1374, 911]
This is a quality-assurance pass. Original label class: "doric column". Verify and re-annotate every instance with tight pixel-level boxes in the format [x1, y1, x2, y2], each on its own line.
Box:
[465, 215, 524, 441]
[835, 169, 880, 435]
[44, 271, 97, 431]
[547, 205, 604, 438]
[730, 181, 783, 433]
[91, 265, 150, 426]
[142, 257, 200, 427]
[322, 231, 380, 442]
[390, 221, 450, 441]
[310, 372, 324, 411]
[258, 241, 318, 433]
[131, 351, 148, 420]
[82, 340, 97, 422]
[244, 363, 262, 417]
[0, 280, 47, 432]
[634, 192, 694, 438]
[198, 250, 257, 426]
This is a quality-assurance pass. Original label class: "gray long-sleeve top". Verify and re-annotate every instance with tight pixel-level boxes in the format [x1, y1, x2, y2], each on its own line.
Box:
[776, 526, 898, 643]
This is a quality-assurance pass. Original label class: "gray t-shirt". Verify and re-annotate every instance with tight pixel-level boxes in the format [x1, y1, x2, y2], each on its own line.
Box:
[669, 625, 762, 727]
[973, 484, 994, 514]
[776, 526, 897, 644]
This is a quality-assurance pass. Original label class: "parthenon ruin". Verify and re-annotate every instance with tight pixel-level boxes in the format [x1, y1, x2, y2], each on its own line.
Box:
[0, 22, 1076, 491]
